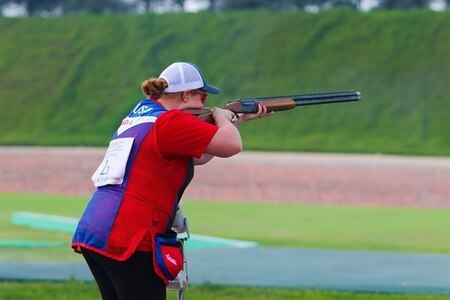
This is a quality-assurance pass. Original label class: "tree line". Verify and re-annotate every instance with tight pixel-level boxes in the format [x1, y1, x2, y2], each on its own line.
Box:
[0, 0, 448, 16]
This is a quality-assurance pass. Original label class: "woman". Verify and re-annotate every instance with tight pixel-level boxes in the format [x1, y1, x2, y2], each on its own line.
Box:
[72, 61, 271, 300]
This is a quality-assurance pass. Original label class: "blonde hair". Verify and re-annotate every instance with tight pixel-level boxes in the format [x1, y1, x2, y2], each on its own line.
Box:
[141, 78, 168, 100]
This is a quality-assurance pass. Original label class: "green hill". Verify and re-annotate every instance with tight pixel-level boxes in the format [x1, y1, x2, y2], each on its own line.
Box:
[0, 10, 449, 155]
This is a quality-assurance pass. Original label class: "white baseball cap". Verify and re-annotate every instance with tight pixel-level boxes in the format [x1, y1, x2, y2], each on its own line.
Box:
[159, 62, 220, 94]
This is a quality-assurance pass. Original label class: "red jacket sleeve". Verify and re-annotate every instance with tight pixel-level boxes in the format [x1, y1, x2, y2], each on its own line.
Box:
[154, 110, 219, 159]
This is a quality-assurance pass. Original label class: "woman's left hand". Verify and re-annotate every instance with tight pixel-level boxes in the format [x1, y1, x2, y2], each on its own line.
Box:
[239, 103, 274, 122]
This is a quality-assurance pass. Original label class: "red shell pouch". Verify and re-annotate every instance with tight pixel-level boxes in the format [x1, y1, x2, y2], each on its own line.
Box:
[153, 231, 184, 285]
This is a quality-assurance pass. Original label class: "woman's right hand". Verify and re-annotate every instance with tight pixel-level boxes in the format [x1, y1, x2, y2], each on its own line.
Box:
[205, 107, 243, 157]
[210, 107, 239, 124]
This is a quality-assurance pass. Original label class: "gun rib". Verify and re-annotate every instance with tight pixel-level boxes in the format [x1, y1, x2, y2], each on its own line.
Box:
[291, 91, 361, 106]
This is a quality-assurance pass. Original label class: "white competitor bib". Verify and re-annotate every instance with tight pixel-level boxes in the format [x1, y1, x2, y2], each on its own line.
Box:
[91, 137, 135, 187]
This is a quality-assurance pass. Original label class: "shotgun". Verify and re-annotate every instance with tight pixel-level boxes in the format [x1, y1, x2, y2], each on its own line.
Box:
[184, 90, 361, 123]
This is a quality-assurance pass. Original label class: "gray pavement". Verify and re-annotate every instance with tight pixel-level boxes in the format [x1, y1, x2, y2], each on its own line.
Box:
[1, 248, 449, 295]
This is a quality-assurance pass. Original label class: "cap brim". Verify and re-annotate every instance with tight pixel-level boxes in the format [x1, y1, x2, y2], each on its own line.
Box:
[202, 83, 220, 95]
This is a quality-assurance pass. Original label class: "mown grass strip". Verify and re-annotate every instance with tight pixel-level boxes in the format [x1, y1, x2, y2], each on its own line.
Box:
[0, 193, 448, 262]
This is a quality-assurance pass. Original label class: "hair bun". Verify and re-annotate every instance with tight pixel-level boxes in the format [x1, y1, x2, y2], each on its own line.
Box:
[141, 78, 168, 99]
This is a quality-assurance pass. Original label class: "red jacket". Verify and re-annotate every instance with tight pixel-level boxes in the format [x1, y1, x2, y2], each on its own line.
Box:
[72, 99, 218, 261]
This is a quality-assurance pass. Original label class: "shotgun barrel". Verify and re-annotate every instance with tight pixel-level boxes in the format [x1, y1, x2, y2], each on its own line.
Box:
[225, 90, 362, 113]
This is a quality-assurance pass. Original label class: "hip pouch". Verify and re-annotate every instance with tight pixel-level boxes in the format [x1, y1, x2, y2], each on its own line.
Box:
[153, 231, 183, 284]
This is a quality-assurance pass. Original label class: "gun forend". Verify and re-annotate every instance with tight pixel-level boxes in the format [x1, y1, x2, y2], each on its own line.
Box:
[224, 98, 296, 113]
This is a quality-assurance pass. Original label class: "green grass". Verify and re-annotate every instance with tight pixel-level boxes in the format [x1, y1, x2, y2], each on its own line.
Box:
[0, 282, 449, 300]
[0, 193, 86, 262]
[0, 10, 450, 155]
[182, 200, 450, 254]
[0, 193, 448, 262]
[1, 193, 449, 299]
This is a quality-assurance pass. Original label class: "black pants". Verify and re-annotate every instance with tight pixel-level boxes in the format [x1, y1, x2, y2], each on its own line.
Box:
[81, 248, 166, 300]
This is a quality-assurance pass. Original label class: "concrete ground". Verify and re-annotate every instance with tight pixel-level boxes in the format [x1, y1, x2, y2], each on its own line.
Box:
[1, 247, 449, 295]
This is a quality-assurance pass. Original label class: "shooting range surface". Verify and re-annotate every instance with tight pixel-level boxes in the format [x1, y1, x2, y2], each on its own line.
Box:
[1, 148, 449, 294]
[0, 147, 448, 207]
[2, 211, 450, 294]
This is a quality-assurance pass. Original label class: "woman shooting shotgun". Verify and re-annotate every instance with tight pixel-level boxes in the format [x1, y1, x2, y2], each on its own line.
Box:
[71, 61, 272, 300]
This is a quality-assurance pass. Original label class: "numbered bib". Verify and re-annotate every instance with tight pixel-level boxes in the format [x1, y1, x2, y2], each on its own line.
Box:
[91, 137, 134, 187]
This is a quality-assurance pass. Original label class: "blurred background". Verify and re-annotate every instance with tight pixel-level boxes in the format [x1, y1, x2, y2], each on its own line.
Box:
[0, 0, 449, 154]
[0, 1, 449, 299]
